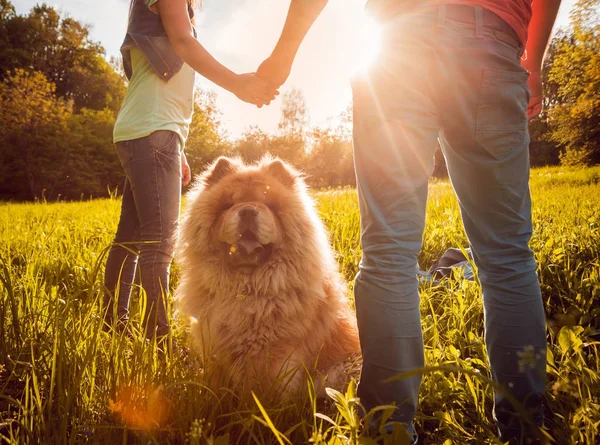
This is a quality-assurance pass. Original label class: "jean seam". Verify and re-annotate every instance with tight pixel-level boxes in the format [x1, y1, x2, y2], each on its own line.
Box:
[148, 147, 163, 334]
[149, 130, 177, 151]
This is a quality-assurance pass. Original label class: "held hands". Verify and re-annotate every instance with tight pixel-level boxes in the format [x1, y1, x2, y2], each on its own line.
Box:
[231, 54, 292, 107]
[233, 73, 279, 108]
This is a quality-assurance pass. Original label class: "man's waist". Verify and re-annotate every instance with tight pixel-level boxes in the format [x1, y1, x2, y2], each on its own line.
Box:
[367, 1, 518, 43]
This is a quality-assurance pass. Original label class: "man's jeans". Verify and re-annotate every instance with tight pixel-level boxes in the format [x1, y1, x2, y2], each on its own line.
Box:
[104, 130, 181, 339]
[352, 5, 547, 442]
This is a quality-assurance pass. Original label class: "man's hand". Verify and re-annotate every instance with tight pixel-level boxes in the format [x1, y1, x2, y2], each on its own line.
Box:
[527, 70, 543, 120]
[182, 152, 191, 187]
[523, 0, 562, 119]
[257, 55, 292, 89]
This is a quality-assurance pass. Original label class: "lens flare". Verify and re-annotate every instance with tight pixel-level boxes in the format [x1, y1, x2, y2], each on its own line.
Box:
[108, 385, 170, 431]
[351, 16, 382, 75]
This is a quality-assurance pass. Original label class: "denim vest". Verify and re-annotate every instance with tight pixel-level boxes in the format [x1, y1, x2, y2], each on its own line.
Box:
[120, 0, 197, 82]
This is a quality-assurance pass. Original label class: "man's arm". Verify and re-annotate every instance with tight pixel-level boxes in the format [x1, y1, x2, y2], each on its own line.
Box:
[523, 0, 562, 119]
[257, 0, 329, 88]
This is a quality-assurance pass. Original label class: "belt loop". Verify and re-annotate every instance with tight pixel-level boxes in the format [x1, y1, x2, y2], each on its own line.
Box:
[475, 6, 484, 38]
[436, 5, 446, 28]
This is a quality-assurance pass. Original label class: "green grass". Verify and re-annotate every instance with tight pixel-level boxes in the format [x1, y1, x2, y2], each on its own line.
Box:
[1, 166, 599, 444]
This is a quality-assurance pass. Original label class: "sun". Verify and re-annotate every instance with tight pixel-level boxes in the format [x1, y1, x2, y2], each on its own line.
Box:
[350, 16, 382, 75]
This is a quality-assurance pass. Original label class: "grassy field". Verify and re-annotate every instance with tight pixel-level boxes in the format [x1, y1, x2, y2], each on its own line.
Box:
[0, 166, 599, 444]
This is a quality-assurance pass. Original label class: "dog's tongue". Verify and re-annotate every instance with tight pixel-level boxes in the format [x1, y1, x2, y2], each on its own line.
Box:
[237, 238, 263, 256]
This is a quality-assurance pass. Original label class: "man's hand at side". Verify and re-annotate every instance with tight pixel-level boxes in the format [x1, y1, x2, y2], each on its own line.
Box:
[523, 0, 562, 120]
[526, 70, 543, 120]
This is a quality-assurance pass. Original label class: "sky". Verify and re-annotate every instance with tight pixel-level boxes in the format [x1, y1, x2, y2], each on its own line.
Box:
[13, 0, 577, 140]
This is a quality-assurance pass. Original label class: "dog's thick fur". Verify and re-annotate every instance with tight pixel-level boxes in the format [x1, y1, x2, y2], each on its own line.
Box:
[175, 156, 360, 393]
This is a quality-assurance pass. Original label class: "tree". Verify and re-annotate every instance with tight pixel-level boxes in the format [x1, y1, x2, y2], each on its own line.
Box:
[0, 1, 125, 112]
[0, 70, 71, 200]
[278, 88, 309, 137]
[546, 0, 600, 165]
[271, 89, 310, 166]
[306, 128, 355, 188]
[232, 89, 310, 168]
[234, 127, 271, 163]
[185, 88, 232, 178]
[66, 107, 124, 198]
[0, 69, 122, 201]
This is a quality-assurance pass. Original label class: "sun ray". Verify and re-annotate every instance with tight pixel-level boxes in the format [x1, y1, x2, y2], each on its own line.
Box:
[351, 16, 382, 75]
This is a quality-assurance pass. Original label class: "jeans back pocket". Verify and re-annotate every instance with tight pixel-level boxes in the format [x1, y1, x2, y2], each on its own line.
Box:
[475, 68, 530, 160]
[148, 130, 181, 174]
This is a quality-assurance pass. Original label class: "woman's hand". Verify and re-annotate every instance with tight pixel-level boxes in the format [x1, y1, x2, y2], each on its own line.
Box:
[232, 73, 279, 108]
[182, 152, 191, 186]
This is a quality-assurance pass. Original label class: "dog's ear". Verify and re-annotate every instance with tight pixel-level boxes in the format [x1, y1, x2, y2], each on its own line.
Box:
[266, 159, 298, 187]
[203, 157, 237, 187]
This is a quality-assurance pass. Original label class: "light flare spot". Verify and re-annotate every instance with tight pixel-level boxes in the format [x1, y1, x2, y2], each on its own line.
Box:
[108, 385, 170, 431]
[351, 16, 382, 75]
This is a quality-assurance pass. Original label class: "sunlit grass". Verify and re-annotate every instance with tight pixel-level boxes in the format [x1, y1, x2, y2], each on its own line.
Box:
[0, 166, 598, 444]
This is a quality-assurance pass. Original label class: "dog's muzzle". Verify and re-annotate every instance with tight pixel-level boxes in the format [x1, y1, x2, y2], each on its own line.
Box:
[227, 232, 271, 267]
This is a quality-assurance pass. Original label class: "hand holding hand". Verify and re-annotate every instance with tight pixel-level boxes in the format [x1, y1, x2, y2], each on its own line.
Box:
[526, 70, 543, 120]
[232, 73, 279, 108]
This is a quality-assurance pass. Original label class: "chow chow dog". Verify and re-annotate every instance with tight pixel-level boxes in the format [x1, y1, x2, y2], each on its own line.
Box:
[175, 156, 360, 394]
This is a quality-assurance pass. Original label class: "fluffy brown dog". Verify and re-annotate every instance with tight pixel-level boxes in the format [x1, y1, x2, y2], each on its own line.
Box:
[175, 156, 360, 394]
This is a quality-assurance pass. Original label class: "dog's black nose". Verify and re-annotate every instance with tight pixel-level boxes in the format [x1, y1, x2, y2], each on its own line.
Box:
[239, 206, 258, 220]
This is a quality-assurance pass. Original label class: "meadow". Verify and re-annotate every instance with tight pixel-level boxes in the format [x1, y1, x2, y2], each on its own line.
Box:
[0, 166, 598, 444]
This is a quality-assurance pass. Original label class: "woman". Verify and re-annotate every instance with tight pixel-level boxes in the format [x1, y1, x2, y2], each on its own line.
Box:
[103, 0, 277, 342]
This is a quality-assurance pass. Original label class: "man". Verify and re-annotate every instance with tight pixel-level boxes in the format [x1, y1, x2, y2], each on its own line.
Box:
[258, 0, 561, 443]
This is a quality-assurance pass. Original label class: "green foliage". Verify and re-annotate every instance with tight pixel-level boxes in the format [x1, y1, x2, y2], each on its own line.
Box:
[0, 2, 228, 201]
[0, 69, 123, 201]
[505, 0, 600, 167]
[233, 89, 356, 187]
[185, 88, 232, 178]
[66, 107, 124, 197]
[278, 88, 309, 137]
[306, 128, 355, 188]
[0, 1, 127, 201]
[0, 69, 72, 200]
[546, 0, 600, 165]
[0, 167, 598, 444]
[234, 89, 310, 168]
[0, 1, 125, 112]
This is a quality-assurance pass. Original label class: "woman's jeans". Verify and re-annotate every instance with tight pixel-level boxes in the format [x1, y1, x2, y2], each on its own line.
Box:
[352, 5, 547, 443]
[104, 130, 181, 339]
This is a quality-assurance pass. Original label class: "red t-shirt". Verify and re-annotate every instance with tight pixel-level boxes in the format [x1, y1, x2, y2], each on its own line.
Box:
[436, 0, 533, 45]
[367, 0, 533, 45]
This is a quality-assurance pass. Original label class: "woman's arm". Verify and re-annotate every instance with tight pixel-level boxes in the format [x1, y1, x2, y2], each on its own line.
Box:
[156, 0, 277, 106]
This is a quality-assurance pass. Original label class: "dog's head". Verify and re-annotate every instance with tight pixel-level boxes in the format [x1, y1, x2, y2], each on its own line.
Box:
[181, 155, 310, 270]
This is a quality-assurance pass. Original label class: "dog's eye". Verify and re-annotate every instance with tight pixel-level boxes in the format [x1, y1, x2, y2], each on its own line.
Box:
[218, 200, 233, 212]
[266, 200, 280, 214]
